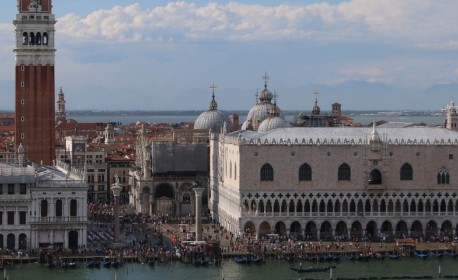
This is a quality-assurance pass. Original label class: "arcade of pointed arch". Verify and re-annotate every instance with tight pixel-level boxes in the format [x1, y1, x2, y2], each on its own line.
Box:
[240, 190, 458, 238]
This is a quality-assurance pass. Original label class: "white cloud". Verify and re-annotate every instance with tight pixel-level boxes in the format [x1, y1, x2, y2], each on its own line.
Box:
[54, 1, 458, 50]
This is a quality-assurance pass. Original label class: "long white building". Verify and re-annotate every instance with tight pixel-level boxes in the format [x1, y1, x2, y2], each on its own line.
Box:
[209, 122, 458, 241]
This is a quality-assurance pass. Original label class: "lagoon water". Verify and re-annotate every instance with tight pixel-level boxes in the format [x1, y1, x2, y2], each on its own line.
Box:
[70, 113, 446, 127]
[6, 257, 458, 280]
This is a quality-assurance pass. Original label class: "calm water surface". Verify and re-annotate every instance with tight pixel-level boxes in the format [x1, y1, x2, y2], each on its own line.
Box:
[6, 258, 458, 280]
[71, 114, 446, 127]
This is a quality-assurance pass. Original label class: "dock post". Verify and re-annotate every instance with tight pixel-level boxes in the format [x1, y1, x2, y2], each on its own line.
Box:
[439, 264, 442, 278]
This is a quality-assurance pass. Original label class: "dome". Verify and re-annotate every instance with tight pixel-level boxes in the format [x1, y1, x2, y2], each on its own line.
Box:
[194, 88, 232, 133]
[194, 110, 232, 132]
[258, 115, 290, 132]
[242, 76, 283, 131]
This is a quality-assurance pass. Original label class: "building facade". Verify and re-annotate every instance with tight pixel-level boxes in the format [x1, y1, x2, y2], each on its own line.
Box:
[0, 159, 87, 250]
[210, 125, 458, 241]
[14, 0, 56, 165]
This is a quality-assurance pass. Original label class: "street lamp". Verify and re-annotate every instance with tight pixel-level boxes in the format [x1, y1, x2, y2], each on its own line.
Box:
[192, 181, 205, 241]
[111, 174, 122, 244]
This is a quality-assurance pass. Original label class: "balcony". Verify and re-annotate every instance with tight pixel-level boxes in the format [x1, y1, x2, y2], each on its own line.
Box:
[30, 216, 87, 224]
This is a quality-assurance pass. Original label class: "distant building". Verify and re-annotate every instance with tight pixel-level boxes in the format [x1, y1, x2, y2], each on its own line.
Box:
[56, 87, 67, 124]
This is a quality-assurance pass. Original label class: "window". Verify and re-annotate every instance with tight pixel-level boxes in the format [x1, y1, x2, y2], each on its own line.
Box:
[260, 163, 274, 181]
[0, 184, 3, 195]
[19, 184, 26, 194]
[22, 32, 28, 45]
[437, 169, 450, 184]
[400, 163, 413, 180]
[41, 200, 48, 217]
[21, 81, 25, 87]
[43, 32, 48, 45]
[55, 200, 63, 217]
[19, 211, 26, 224]
[338, 163, 351, 181]
[299, 163, 312, 181]
[0, 211, 2, 224]
[8, 184, 14, 194]
[449, 154, 454, 160]
[21, 99, 25, 105]
[7, 211, 14, 225]
[70, 199, 77, 216]
[21, 116, 25, 122]
[369, 169, 382, 184]
[21, 133, 25, 140]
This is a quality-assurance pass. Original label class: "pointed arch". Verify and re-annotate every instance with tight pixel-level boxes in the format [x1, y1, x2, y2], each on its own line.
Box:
[338, 163, 351, 181]
[334, 200, 341, 215]
[299, 163, 312, 181]
[260, 163, 274, 181]
[369, 169, 382, 184]
[400, 163, 413, 180]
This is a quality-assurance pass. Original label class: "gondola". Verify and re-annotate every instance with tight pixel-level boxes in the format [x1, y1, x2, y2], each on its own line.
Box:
[388, 253, 400, 260]
[234, 255, 249, 264]
[290, 265, 336, 273]
[414, 251, 428, 259]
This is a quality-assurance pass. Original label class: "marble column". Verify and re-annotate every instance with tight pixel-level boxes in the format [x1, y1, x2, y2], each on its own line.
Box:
[193, 187, 205, 241]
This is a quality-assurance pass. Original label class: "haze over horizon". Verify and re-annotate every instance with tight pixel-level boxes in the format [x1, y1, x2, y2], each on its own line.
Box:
[1, 0, 458, 112]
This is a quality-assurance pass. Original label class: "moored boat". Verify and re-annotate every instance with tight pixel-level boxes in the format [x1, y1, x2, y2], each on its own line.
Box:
[290, 265, 336, 273]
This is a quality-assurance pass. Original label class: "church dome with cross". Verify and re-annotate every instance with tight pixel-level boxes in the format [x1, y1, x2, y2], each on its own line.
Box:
[241, 73, 284, 131]
[194, 84, 233, 133]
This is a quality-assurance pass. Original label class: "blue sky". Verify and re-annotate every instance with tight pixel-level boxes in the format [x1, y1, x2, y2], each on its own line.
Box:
[1, 0, 458, 111]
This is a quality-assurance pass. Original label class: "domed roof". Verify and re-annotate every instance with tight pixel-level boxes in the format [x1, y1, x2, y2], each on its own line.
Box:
[242, 74, 283, 131]
[258, 101, 290, 132]
[194, 86, 232, 133]
[258, 115, 290, 132]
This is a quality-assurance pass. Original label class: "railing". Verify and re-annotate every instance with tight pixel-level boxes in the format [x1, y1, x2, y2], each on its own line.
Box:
[30, 216, 87, 223]
[244, 211, 457, 218]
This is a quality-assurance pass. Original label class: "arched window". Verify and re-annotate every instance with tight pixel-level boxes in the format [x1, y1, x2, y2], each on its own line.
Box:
[40, 200, 48, 217]
[369, 169, 382, 184]
[7, 234, 15, 250]
[43, 33, 48, 45]
[338, 163, 351, 181]
[55, 199, 63, 217]
[437, 169, 450, 184]
[299, 163, 312, 181]
[400, 163, 413, 180]
[70, 199, 77, 217]
[22, 32, 28, 45]
[260, 163, 274, 181]
[36, 32, 41, 45]
[29, 33, 35, 45]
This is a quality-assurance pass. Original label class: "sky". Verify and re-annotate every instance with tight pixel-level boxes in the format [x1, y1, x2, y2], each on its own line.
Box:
[1, 0, 458, 111]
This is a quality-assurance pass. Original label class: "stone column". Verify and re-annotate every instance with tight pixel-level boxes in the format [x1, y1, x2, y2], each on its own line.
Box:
[193, 187, 205, 241]
[111, 174, 122, 244]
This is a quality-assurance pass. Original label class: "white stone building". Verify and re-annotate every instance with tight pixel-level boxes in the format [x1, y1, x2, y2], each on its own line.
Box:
[0, 160, 88, 250]
[209, 123, 458, 241]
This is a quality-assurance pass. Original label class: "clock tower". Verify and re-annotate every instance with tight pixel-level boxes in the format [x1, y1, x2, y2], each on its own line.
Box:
[14, 0, 56, 165]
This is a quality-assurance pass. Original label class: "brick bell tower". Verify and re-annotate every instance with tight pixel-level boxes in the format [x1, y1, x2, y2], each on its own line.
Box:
[14, 0, 56, 165]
